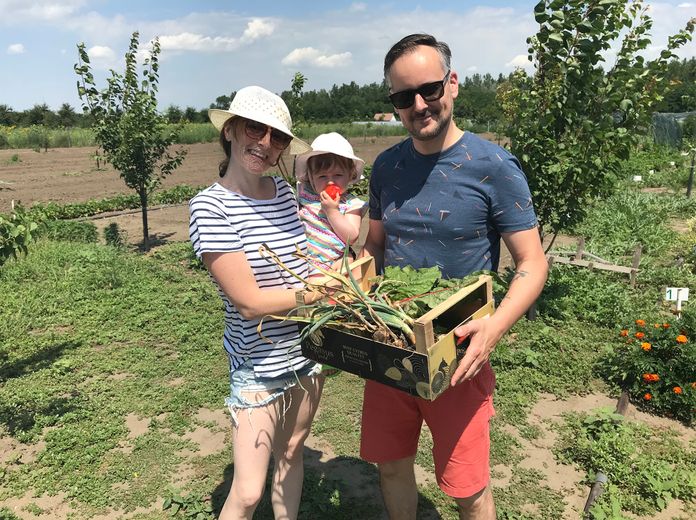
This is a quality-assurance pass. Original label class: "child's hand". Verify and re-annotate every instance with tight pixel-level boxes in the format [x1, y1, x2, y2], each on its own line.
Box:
[319, 185, 341, 211]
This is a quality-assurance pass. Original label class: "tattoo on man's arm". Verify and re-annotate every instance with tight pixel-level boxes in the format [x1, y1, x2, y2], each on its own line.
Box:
[511, 270, 529, 283]
[499, 271, 530, 308]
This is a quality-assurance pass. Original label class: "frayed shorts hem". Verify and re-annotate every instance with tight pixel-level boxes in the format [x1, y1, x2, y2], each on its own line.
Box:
[225, 359, 321, 428]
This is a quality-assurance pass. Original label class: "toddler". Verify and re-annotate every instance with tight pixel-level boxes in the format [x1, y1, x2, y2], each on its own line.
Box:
[295, 132, 367, 273]
[295, 133, 367, 377]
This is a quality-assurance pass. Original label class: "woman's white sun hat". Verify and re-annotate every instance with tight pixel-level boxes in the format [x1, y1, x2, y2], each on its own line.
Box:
[208, 86, 310, 155]
[294, 132, 365, 184]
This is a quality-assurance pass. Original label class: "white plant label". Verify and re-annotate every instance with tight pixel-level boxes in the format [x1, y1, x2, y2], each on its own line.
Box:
[665, 287, 689, 301]
[633, 175, 642, 182]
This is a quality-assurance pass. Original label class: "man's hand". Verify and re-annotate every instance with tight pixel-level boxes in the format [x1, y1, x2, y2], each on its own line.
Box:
[450, 318, 502, 386]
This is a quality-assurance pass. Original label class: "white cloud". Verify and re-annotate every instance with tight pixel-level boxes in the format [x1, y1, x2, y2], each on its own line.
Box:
[677, 3, 693, 8]
[282, 47, 352, 68]
[0, 0, 87, 24]
[159, 32, 240, 52]
[157, 18, 274, 54]
[316, 52, 352, 68]
[7, 43, 24, 54]
[466, 65, 478, 72]
[349, 2, 367, 12]
[505, 54, 531, 69]
[88, 45, 115, 60]
[282, 47, 319, 65]
[241, 18, 275, 42]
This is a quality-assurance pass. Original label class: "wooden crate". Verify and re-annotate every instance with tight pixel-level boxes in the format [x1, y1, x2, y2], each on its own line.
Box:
[301, 259, 494, 400]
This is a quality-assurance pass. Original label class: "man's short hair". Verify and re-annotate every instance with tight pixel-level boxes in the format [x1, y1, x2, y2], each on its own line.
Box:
[383, 33, 451, 88]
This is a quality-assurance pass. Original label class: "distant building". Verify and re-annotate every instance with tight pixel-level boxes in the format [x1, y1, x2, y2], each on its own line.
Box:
[350, 112, 401, 126]
[373, 112, 397, 122]
[351, 112, 402, 126]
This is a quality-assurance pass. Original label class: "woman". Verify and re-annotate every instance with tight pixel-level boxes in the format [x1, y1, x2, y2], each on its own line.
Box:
[188, 85, 322, 520]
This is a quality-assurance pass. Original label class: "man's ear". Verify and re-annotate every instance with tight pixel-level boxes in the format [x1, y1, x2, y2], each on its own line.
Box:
[449, 70, 459, 99]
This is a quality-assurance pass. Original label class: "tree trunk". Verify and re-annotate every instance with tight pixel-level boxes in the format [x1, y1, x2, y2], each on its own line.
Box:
[139, 187, 149, 251]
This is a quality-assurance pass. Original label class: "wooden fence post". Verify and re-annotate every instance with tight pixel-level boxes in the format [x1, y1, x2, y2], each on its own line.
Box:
[630, 244, 642, 288]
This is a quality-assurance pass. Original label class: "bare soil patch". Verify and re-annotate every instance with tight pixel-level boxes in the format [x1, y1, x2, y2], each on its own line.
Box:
[0, 136, 406, 213]
[0, 136, 407, 248]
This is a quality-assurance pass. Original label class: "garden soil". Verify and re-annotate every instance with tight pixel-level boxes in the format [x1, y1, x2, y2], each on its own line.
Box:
[0, 137, 412, 249]
[1, 135, 693, 519]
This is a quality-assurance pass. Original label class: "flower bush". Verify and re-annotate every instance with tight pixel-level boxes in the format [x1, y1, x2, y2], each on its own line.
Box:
[602, 319, 695, 424]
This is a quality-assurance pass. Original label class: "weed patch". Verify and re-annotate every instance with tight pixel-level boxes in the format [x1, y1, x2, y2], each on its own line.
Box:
[555, 409, 696, 517]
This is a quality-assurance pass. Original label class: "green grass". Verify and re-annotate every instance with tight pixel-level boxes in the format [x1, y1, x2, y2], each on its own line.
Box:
[2, 148, 696, 518]
[1, 236, 692, 519]
[0, 123, 407, 150]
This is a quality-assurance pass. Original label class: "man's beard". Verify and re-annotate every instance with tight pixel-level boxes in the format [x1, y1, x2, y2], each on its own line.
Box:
[407, 107, 450, 142]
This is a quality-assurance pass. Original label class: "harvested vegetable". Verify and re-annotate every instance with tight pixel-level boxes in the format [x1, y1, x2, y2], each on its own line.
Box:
[323, 184, 342, 199]
[258, 243, 500, 351]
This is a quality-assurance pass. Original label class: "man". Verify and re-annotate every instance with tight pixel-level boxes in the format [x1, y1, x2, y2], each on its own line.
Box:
[361, 33, 548, 519]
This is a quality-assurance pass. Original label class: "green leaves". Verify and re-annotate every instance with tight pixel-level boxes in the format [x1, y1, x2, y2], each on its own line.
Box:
[0, 204, 40, 266]
[162, 491, 214, 519]
[382, 265, 441, 301]
[499, 0, 695, 238]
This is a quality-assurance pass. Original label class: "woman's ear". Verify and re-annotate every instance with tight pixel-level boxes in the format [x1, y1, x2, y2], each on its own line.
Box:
[223, 119, 237, 141]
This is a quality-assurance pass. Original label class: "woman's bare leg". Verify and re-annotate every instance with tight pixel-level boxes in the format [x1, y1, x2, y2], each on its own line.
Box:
[270, 374, 324, 520]
[219, 390, 279, 520]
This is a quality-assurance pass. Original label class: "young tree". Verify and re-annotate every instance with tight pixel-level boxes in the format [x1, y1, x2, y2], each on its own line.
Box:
[499, 0, 694, 243]
[75, 31, 187, 250]
[282, 72, 307, 126]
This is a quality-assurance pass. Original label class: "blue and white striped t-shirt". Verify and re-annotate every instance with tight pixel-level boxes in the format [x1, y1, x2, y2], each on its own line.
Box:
[189, 177, 312, 379]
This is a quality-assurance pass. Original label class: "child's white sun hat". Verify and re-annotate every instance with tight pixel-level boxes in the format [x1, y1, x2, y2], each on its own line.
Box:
[294, 132, 365, 184]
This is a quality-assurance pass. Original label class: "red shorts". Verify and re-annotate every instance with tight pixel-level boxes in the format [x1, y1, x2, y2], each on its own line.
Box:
[360, 362, 495, 498]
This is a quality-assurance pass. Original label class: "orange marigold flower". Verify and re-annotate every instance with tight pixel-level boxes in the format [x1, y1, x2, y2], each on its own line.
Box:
[663, 323, 670, 329]
[676, 335, 688, 344]
[635, 319, 646, 327]
[619, 329, 629, 337]
[644, 393, 652, 400]
[691, 382, 696, 389]
[673, 386, 683, 394]
[635, 332, 645, 339]
[641, 342, 652, 351]
[654, 323, 661, 328]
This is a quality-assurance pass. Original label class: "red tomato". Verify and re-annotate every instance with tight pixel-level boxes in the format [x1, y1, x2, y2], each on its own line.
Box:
[323, 184, 342, 199]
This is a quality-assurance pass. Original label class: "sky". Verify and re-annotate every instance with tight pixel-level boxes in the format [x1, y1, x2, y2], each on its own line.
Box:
[1, 0, 695, 112]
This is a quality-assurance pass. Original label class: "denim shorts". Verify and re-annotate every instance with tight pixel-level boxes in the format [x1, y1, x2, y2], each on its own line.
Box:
[225, 359, 321, 427]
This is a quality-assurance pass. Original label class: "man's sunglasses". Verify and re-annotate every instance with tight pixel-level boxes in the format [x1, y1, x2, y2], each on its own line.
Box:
[388, 71, 451, 109]
[243, 119, 292, 149]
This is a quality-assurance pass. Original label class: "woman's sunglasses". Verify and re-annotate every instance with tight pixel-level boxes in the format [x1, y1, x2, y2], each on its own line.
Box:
[388, 70, 451, 109]
[243, 119, 293, 150]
